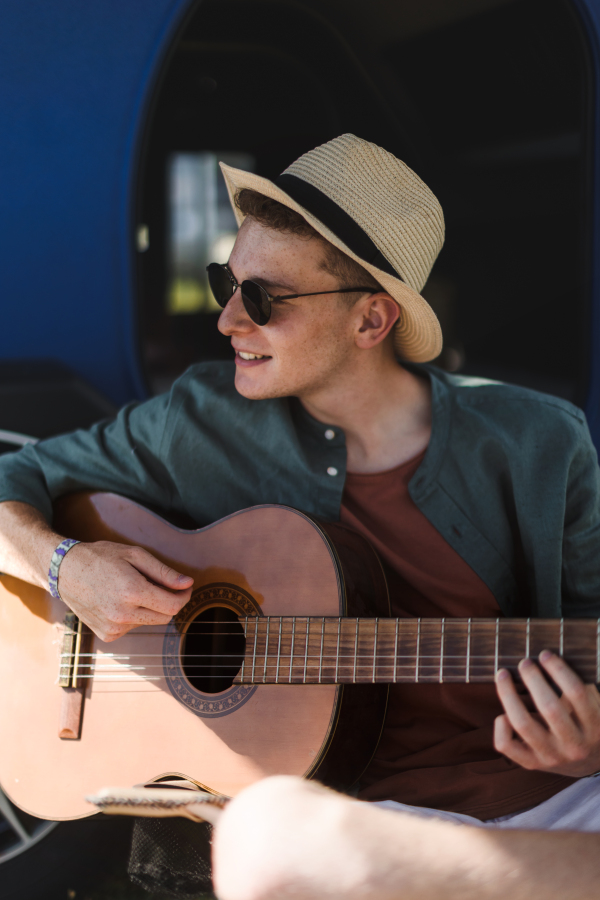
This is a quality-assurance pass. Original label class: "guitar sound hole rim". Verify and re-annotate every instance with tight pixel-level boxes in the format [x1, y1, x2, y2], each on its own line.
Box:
[162, 583, 261, 719]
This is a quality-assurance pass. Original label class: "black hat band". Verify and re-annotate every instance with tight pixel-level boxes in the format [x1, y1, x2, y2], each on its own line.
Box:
[274, 173, 401, 282]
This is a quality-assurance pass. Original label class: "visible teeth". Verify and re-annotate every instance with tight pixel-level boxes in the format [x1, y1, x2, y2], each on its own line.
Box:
[239, 352, 264, 360]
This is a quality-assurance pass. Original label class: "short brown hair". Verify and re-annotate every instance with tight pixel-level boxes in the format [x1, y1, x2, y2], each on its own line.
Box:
[234, 189, 382, 298]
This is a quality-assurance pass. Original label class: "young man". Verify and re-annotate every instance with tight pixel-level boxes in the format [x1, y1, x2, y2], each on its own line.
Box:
[0, 134, 599, 829]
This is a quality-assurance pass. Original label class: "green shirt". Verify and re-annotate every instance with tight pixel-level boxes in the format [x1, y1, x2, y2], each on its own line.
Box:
[0, 362, 598, 618]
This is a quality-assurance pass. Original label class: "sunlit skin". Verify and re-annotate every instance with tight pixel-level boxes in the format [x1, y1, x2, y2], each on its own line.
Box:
[217, 218, 433, 474]
[211, 776, 600, 900]
[218, 217, 395, 402]
[494, 651, 600, 775]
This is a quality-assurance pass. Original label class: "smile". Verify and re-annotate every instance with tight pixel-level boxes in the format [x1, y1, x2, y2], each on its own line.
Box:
[235, 350, 272, 368]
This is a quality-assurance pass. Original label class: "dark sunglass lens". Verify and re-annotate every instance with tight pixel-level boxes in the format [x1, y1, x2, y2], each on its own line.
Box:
[206, 263, 235, 308]
[241, 281, 271, 326]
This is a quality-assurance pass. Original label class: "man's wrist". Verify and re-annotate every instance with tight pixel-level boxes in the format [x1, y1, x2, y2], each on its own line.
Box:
[47, 537, 80, 599]
[30, 527, 69, 591]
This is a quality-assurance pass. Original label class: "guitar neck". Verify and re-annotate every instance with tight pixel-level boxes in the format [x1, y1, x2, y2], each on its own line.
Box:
[235, 617, 600, 685]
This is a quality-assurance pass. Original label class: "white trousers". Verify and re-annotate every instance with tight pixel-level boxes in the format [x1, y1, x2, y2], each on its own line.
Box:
[374, 775, 600, 832]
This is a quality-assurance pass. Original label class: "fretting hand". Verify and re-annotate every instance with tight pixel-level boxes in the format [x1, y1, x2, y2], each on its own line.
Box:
[56, 540, 193, 642]
[494, 651, 600, 776]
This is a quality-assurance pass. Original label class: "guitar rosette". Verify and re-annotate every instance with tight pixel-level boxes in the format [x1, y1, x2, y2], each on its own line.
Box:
[162, 583, 261, 718]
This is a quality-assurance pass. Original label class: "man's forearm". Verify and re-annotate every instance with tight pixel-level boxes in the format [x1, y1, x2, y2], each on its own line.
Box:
[212, 777, 600, 900]
[0, 500, 62, 588]
[361, 807, 600, 900]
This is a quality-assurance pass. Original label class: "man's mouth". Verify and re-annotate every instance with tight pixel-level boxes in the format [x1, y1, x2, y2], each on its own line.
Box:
[235, 350, 272, 367]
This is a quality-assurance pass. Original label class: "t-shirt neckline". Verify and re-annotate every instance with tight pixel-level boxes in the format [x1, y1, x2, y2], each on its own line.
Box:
[345, 447, 427, 482]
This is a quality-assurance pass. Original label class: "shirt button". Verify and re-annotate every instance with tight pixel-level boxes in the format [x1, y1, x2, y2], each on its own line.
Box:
[324, 428, 335, 440]
[327, 466, 338, 477]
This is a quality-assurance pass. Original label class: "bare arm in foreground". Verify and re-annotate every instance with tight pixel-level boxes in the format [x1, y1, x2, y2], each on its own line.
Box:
[0, 500, 193, 640]
[211, 777, 600, 900]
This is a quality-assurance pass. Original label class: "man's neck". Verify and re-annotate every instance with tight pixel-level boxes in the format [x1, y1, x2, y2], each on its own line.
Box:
[299, 352, 432, 475]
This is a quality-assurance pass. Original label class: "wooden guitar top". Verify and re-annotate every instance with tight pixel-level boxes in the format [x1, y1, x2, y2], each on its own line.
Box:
[0, 494, 348, 820]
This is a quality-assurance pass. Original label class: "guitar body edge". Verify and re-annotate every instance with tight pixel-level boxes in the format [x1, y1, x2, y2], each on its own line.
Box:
[0, 498, 383, 820]
[309, 519, 390, 791]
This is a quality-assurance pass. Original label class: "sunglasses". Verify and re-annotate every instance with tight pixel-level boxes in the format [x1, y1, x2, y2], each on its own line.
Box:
[206, 262, 375, 326]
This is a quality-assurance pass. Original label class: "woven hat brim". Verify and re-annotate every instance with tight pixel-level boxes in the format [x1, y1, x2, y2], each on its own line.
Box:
[220, 163, 442, 363]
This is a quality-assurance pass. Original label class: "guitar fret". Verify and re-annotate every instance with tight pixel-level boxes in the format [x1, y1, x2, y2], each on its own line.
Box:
[466, 618, 471, 684]
[241, 617, 247, 683]
[303, 619, 309, 684]
[415, 619, 421, 683]
[560, 617, 564, 658]
[494, 619, 499, 675]
[335, 618, 341, 683]
[318, 617, 325, 684]
[372, 618, 379, 683]
[275, 617, 282, 684]
[526, 617, 531, 659]
[252, 617, 258, 684]
[353, 619, 359, 684]
[290, 616, 296, 684]
[393, 618, 399, 684]
[439, 618, 445, 683]
[263, 617, 270, 684]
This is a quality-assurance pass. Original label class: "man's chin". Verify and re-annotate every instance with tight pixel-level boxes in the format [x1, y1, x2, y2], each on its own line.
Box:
[233, 368, 284, 400]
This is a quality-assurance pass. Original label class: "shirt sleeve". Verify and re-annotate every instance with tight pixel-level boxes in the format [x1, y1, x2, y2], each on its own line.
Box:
[0, 389, 183, 524]
[561, 417, 600, 616]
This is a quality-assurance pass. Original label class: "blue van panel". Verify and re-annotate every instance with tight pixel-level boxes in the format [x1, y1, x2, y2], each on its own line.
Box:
[0, 0, 600, 450]
[0, 0, 193, 406]
[575, 0, 600, 448]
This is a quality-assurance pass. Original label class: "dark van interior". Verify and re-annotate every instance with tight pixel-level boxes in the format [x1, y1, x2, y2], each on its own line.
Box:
[137, 0, 591, 404]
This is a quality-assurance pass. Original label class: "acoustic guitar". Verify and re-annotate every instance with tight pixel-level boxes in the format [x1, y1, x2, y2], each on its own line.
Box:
[0, 492, 598, 822]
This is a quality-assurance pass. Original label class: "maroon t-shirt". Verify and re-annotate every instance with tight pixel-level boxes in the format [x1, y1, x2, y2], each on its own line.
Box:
[341, 450, 574, 820]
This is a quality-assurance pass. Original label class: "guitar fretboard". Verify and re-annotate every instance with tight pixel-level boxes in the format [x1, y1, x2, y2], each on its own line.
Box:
[233, 617, 600, 685]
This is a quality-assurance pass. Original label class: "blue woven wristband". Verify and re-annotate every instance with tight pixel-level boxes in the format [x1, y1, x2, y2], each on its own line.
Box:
[48, 538, 80, 600]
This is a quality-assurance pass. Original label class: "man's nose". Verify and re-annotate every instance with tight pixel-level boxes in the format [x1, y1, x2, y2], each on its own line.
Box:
[217, 287, 255, 336]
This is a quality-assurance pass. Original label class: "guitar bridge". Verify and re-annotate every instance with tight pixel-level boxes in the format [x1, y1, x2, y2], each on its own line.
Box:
[58, 612, 89, 740]
[59, 612, 85, 687]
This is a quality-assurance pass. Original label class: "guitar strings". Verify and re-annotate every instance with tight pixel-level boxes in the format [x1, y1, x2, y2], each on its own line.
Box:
[59, 652, 600, 661]
[61, 618, 600, 628]
[58, 669, 600, 683]
[58, 619, 600, 680]
[108, 624, 600, 627]
[60, 624, 600, 638]
[58, 656, 600, 677]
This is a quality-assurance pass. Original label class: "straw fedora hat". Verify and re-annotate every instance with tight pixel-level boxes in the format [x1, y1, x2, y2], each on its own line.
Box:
[220, 134, 445, 362]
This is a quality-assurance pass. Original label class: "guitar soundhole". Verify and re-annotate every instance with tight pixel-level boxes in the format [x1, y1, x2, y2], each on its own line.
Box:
[182, 606, 245, 694]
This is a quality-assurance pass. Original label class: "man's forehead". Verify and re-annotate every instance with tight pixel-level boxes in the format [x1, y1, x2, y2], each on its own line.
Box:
[233, 216, 307, 254]
[229, 218, 326, 289]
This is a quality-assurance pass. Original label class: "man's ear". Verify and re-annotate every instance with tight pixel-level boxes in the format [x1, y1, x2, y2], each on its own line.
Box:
[355, 294, 400, 349]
